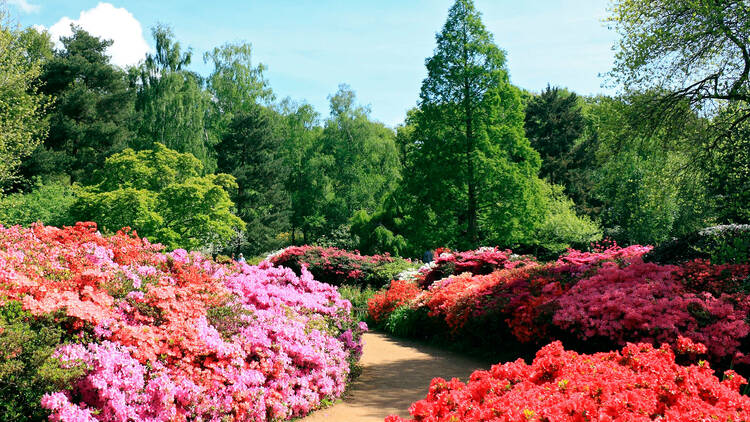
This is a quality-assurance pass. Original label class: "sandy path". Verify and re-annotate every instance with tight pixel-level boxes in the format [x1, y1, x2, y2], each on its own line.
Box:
[302, 332, 489, 422]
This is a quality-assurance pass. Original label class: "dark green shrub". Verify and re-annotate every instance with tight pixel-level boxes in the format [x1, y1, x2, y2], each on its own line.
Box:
[645, 224, 750, 264]
[0, 302, 86, 422]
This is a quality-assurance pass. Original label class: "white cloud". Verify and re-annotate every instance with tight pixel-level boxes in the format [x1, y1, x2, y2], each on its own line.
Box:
[47, 2, 150, 68]
[7, 0, 40, 14]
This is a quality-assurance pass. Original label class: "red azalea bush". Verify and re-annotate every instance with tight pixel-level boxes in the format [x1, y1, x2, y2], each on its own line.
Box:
[368, 279, 422, 325]
[0, 223, 365, 421]
[268, 245, 413, 288]
[386, 340, 750, 422]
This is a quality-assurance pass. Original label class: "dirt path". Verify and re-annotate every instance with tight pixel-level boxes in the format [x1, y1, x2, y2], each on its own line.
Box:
[302, 332, 490, 422]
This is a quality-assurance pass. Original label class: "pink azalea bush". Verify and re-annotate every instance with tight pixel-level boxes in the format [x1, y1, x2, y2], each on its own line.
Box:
[0, 223, 365, 421]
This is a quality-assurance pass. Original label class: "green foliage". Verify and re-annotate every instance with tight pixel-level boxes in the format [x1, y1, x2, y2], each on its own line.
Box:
[204, 42, 274, 136]
[403, 0, 545, 250]
[645, 225, 750, 265]
[524, 85, 584, 186]
[385, 305, 423, 338]
[701, 104, 750, 224]
[72, 143, 244, 250]
[584, 96, 710, 245]
[0, 302, 86, 422]
[25, 27, 133, 185]
[216, 105, 289, 255]
[0, 15, 48, 190]
[132, 25, 215, 171]
[318, 85, 401, 236]
[0, 181, 76, 227]
[336, 285, 378, 322]
[530, 181, 602, 256]
[277, 100, 325, 245]
[608, 0, 750, 108]
[350, 207, 408, 257]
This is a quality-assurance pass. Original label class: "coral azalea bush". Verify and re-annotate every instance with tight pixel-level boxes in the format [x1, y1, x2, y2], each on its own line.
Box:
[0, 223, 365, 421]
[386, 340, 750, 422]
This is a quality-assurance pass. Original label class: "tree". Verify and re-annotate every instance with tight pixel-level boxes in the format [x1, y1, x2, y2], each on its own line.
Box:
[277, 99, 327, 244]
[702, 103, 750, 223]
[0, 13, 48, 190]
[584, 95, 710, 245]
[405, 0, 543, 250]
[204, 42, 273, 137]
[608, 0, 750, 142]
[216, 105, 288, 254]
[318, 85, 400, 236]
[524, 85, 584, 185]
[72, 143, 244, 250]
[132, 25, 214, 171]
[25, 26, 133, 184]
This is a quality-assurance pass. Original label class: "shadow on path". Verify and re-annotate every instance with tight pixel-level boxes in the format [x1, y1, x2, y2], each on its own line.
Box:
[302, 332, 490, 421]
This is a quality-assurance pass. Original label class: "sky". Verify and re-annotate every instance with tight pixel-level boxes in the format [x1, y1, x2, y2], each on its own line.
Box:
[8, 0, 619, 127]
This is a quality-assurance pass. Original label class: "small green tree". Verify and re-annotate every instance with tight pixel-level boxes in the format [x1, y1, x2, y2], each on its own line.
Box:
[72, 144, 244, 250]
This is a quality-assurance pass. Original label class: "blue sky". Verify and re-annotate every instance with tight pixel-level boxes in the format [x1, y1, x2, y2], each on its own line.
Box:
[10, 0, 618, 127]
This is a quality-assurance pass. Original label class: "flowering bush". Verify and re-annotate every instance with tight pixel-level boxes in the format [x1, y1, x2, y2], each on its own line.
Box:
[386, 341, 750, 422]
[368, 279, 422, 325]
[0, 223, 365, 421]
[369, 244, 750, 369]
[554, 261, 750, 360]
[415, 247, 534, 289]
[268, 245, 415, 288]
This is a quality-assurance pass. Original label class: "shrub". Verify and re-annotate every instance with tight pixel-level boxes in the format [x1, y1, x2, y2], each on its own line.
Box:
[337, 284, 378, 322]
[645, 224, 750, 264]
[415, 247, 535, 289]
[386, 341, 750, 422]
[268, 245, 415, 288]
[0, 223, 365, 421]
[0, 303, 87, 422]
[369, 244, 750, 369]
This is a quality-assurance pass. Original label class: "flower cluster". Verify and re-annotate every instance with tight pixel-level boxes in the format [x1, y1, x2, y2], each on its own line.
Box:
[0, 223, 365, 421]
[386, 341, 750, 422]
[268, 245, 413, 288]
[368, 279, 423, 325]
[415, 247, 535, 289]
[369, 244, 750, 365]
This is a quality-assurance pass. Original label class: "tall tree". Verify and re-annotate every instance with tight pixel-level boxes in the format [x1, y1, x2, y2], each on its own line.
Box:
[132, 25, 214, 170]
[524, 85, 584, 185]
[406, 0, 543, 249]
[0, 15, 49, 190]
[204, 42, 274, 137]
[25, 27, 133, 184]
[319, 85, 400, 236]
[278, 99, 326, 244]
[216, 105, 288, 254]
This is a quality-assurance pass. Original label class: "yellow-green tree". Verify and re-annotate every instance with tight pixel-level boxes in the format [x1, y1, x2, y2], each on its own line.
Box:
[72, 143, 244, 250]
[0, 12, 48, 190]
